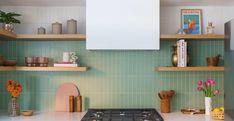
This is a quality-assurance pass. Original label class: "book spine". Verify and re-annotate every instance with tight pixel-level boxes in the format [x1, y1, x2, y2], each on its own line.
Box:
[184, 41, 187, 67]
[181, 40, 184, 67]
[177, 41, 180, 67]
[54, 64, 78, 67]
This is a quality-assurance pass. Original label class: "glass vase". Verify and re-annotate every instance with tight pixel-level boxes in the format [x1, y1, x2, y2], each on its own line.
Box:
[205, 97, 212, 115]
[8, 97, 20, 117]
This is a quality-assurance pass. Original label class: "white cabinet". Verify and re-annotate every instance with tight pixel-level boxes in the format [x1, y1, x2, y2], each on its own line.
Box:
[86, 0, 160, 50]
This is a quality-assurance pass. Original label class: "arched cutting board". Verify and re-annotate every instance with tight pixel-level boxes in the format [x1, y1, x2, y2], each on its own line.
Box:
[55, 83, 79, 111]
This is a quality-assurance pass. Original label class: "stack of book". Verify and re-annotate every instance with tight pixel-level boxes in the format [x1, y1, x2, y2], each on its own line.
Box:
[54, 62, 78, 67]
[176, 39, 187, 67]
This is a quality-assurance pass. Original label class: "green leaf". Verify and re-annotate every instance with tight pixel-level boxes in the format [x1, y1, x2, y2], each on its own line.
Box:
[0, 10, 21, 24]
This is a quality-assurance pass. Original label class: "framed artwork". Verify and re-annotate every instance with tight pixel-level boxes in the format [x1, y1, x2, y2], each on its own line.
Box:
[181, 9, 202, 34]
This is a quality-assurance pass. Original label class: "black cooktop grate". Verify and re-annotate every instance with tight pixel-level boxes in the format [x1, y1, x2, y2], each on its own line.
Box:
[81, 108, 164, 121]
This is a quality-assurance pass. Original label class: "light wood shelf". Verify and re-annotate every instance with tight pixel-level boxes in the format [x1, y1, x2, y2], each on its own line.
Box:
[0, 29, 86, 40]
[0, 66, 88, 72]
[160, 34, 224, 40]
[0, 30, 224, 41]
[16, 34, 86, 40]
[157, 66, 224, 72]
[0, 29, 17, 38]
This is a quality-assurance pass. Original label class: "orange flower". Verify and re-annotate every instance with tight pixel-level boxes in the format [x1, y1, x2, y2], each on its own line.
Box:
[6, 80, 22, 97]
[7, 85, 14, 92]
[15, 83, 22, 92]
[7, 80, 14, 87]
[12, 89, 20, 97]
[15, 86, 22, 93]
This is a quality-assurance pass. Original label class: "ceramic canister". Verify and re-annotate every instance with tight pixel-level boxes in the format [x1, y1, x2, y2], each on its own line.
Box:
[67, 19, 77, 34]
[37, 27, 46, 34]
[52, 22, 62, 34]
[63, 52, 70, 62]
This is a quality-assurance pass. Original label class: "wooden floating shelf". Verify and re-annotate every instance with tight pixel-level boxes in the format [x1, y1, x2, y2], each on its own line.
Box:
[1, 29, 225, 41]
[0, 29, 86, 40]
[16, 34, 86, 40]
[0, 29, 17, 38]
[160, 34, 224, 40]
[0, 66, 88, 72]
[157, 66, 224, 72]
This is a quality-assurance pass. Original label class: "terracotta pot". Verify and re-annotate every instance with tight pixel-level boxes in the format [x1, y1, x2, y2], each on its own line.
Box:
[207, 55, 221, 66]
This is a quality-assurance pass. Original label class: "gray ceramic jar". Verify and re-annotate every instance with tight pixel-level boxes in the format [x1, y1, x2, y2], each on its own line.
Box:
[67, 19, 77, 34]
[52, 22, 62, 34]
[37, 27, 46, 34]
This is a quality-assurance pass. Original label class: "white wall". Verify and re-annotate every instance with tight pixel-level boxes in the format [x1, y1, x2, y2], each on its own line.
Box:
[0, 6, 86, 34]
[160, 6, 234, 34]
[1, 6, 234, 34]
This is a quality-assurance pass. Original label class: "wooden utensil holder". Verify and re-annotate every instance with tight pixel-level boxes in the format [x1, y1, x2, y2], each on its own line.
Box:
[160, 99, 170, 113]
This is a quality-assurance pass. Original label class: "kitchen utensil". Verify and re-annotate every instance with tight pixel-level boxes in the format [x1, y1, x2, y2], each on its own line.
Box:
[158, 93, 162, 100]
[22, 110, 33, 116]
[67, 19, 77, 34]
[160, 91, 165, 99]
[167, 90, 175, 97]
[160, 99, 170, 113]
[3, 60, 16, 66]
[55, 83, 79, 112]
[161, 91, 168, 99]
[52, 22, 62, 34]
[159, 90, 176, 113]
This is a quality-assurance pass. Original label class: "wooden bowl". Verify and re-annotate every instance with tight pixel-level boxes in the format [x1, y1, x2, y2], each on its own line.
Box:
[0, 56, 4, 66]
[3, 60, 17, 66]
[22, 110, 33, 116]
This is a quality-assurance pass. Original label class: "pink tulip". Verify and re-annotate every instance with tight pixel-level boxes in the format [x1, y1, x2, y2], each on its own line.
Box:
[207, 79, 215, 85]
[197, 87, 203, 91]
[206, 81, 211, 87]
[197, 81, 203, 86]
[214, 89, 220, 94]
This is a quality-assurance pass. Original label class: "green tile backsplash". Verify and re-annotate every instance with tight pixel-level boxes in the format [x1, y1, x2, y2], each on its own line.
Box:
[0, 39, 224, 112]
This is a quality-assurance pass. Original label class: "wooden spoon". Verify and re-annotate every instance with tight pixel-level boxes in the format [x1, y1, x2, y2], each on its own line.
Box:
[168, 90, 175, 97]
[158, 93, 162, 99]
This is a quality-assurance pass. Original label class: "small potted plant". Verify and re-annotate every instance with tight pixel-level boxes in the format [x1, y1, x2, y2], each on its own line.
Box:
[197, 79, 219, 115]
[6, 80, 22, 116]
[0, 10, 21, 32]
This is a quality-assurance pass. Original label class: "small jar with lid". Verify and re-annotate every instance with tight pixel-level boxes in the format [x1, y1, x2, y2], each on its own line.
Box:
[206, 22, 215, 34]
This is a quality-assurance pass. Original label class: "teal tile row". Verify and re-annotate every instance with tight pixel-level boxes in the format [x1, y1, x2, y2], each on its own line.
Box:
[0, 39, 224, 111]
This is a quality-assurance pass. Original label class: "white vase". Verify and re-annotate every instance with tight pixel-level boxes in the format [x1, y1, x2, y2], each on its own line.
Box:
[205, 97, 212, 115]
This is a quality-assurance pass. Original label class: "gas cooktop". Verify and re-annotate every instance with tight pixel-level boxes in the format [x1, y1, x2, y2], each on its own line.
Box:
[81, 108, 164, 121]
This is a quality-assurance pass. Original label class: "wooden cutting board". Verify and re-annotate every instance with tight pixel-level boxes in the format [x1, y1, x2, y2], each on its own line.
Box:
[55, 83, 79, 112]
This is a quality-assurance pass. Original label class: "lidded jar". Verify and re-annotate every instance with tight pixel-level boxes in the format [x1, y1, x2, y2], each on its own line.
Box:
[52, 22, 62, 34]
[67, 19, 77, 34]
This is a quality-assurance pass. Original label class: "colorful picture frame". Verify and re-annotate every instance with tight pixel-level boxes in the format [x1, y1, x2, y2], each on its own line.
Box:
[181, 9, 202, 34]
